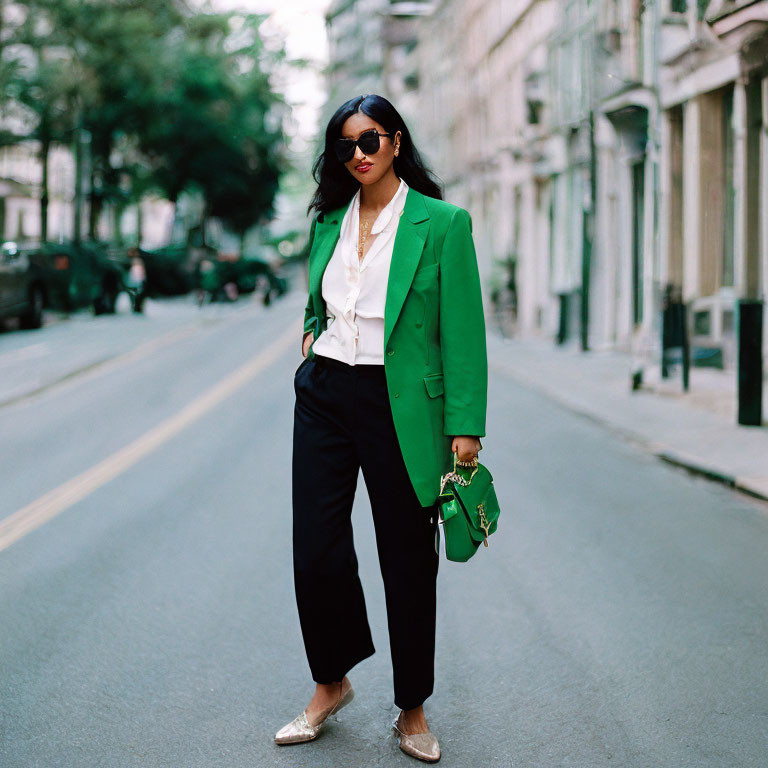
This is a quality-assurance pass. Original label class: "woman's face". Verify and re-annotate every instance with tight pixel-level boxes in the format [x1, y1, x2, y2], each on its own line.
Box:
[338, 113, 401, 187]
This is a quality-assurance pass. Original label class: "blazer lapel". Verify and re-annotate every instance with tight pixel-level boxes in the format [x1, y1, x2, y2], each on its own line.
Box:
[308, 186, 431, 350]
[308, 202, 347, 321]
[383, 187, 430, 350]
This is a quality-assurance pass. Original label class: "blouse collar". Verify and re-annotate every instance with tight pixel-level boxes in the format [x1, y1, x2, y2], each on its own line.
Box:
[340, 177, 409, 242]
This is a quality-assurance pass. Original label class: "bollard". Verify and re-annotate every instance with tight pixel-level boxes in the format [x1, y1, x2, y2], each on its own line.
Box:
[556, 293, 568, 345]
[737, 299, 764, 426]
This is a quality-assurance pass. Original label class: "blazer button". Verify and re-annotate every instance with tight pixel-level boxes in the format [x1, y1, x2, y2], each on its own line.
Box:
[394, 393, 400, 398]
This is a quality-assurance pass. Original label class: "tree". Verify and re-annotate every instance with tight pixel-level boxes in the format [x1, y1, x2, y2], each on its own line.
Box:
[0, 0, 286, 247]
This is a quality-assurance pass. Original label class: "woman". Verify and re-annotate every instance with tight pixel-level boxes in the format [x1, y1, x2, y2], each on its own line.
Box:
[276, 94, 488, 763]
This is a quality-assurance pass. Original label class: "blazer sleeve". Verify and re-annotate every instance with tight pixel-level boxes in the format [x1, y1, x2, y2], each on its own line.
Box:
[439, 207, 488, 438]
[302, 215, 319, 349]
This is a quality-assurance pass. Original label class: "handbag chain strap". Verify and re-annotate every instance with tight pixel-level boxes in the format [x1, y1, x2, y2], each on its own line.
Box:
[437, 452, 493, 547]
[439, 451, 479, 495]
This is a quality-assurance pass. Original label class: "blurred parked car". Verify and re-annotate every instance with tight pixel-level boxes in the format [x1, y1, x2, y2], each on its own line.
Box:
[20, 240, 128, 315]
[194, 254, 287, 305]
[0, 241, 47, 328]
[137, 244, 198, 297]
[1, 238, 128, 324]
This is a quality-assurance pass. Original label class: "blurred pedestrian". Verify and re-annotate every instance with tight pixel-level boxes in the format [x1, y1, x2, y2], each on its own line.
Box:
[197, 258, 218, 305]
[125, 250, 147, 314]
[275, 94, 488, 763]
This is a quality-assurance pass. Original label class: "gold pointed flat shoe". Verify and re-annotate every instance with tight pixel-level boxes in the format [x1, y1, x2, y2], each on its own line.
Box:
[391, 714, 441, 762]
[274, 684, 354, 745]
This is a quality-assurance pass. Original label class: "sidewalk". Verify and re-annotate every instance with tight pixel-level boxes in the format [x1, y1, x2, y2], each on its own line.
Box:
[487, 331, 768, 502]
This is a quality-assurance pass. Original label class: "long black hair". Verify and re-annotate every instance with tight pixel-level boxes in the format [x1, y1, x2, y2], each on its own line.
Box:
[307, 94, 443, 218]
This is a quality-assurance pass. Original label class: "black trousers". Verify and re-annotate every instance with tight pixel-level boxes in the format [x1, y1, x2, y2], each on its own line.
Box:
[292, 352, 439, 710]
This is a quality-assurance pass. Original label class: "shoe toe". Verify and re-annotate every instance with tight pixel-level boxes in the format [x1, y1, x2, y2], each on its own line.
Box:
[274, 682, 354, 746]
[274, 711, 317, 744]
[396, 730, 441, 762]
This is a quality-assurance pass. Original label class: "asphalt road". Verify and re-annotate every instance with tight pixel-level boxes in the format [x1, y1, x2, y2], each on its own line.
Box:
[1, 290, 767, 767]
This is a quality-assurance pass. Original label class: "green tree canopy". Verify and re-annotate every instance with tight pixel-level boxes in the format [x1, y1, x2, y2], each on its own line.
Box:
[1, 0, 286, 242]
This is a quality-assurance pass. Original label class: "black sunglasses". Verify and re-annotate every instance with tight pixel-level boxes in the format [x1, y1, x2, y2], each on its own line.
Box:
[333, 129, 396, 163]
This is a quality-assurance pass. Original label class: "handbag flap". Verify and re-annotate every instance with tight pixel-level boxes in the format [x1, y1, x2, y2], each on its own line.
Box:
[437, 495, 461, 523]
[452, 465, 500, 542]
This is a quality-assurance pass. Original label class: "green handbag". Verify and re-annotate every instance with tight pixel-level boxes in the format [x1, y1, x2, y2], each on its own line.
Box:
[436, 451, 500, 562]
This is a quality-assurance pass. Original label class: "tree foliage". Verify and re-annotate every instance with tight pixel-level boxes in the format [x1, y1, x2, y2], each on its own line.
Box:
[1, 0, 286, 239]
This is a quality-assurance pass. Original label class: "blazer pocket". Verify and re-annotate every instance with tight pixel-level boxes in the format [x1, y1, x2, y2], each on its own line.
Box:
[423, 372, 444, 398]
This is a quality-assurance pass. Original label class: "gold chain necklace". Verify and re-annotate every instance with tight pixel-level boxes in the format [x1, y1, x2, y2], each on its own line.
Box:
[357, 212, 372, 263]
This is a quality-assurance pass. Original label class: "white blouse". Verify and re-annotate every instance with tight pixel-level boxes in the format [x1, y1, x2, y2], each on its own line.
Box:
[312, 177, 409, 365]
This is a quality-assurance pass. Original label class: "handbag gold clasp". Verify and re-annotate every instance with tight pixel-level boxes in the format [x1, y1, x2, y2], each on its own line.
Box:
[477, 503, 490, 547]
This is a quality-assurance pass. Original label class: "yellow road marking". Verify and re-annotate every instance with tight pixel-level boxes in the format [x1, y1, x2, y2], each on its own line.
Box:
[0, 321, 300, 552]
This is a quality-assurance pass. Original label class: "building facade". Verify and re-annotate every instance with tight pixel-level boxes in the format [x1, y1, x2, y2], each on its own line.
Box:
[323, 0, 434, 132]
[414, 0, 560, 313]
[657, 0, 768, 368]
[403, 0, 768, 375]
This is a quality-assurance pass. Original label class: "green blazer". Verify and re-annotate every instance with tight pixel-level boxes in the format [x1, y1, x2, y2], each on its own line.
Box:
[301, 185, 488, 507]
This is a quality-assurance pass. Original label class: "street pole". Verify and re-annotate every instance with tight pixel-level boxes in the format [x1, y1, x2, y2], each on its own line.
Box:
[73, 108, 83, 245]
[581, 110, 596, 352]
[737, 298, 764, 426]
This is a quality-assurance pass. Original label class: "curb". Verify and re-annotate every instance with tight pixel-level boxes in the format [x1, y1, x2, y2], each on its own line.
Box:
[654, 451, 738, 488]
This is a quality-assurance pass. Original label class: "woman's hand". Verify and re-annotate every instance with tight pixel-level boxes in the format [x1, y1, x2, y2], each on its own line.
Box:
[302, 331, 314, 358]
[451, 435, 482, 463]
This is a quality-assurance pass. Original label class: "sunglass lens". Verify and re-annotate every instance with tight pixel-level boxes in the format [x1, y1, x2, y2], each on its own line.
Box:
[333, 131, 384, 162]
[334, 140, 354, 162]
[357, 131, 380, 154]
